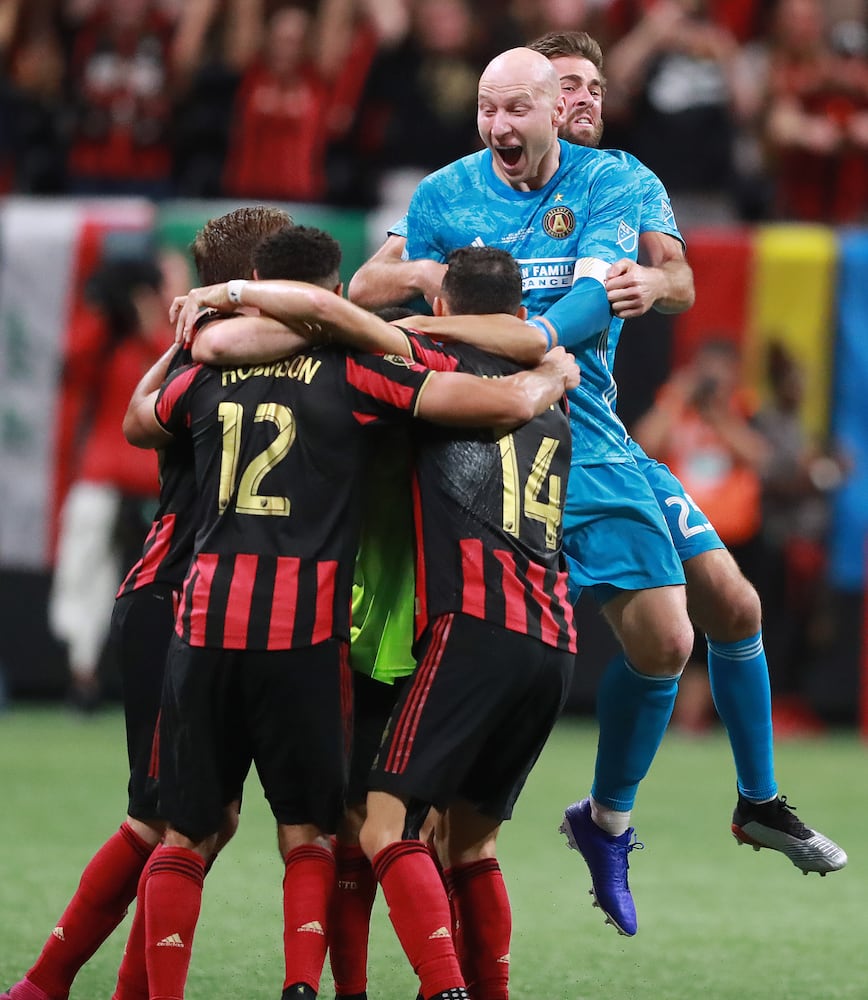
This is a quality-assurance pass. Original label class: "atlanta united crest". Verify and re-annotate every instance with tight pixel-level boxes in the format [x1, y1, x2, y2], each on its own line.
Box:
[542, 206, 576, 240]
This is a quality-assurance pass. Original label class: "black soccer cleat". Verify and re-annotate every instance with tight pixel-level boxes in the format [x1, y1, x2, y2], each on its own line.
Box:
[731, 794, 847, 875]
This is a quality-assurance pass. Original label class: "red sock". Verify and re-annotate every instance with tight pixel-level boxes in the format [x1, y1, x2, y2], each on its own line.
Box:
[112, 862, 151, 1000]
[449, 859, 511, 1000]
[372, 841, 464, 998]
[282, 844, 335, 992]
[143, 846, 205, 1000]
[441, 868, 463, 976]
[328, 842, 377, 996]
[27, 823, 153, 998]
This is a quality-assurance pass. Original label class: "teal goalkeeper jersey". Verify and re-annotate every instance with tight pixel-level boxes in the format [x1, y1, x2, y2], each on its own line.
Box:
[405, 139, 643, 465]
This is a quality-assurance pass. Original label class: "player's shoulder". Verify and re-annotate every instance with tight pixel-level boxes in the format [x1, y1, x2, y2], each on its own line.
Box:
[561, 141, 637, 187]
[416, 150, 487, 197]
[604, 148, 664, 186]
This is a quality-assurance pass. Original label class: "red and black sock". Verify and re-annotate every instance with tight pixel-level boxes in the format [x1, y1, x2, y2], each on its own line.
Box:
[448, 858, 511, 1000]
[282, 843, 335, 994]
[371, 841, 464, 999]
[143, 845, 205, 1000]
[328, 841, 377, 997]
[27, 822, 153, 999]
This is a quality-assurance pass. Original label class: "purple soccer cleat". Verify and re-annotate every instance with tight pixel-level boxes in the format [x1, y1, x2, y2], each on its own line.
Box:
[559, 798, 642, 936]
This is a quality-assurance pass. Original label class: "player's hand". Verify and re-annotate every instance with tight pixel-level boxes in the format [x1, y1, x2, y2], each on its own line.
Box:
[542, 346, 581, 390]
[170, 283, 234, 345]
[605, 259, 662, 319]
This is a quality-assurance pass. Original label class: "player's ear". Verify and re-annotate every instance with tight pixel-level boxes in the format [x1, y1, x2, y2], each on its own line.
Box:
[516, 305, 528, 320]
[252, 267, 260, 280]
[432, 295, 448, 317]
[333, 280, 344, 296]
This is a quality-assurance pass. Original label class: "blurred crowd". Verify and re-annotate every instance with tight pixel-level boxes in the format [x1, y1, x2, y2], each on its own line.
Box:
[2, 0, 868, 224]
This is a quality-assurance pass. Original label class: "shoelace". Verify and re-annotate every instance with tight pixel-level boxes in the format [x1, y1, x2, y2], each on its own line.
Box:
[776, 796, 812, 837]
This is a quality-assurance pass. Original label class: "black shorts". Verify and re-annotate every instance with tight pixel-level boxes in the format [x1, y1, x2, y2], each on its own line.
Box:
[369, 613, 574, 823]
[108, 585, 177, 821]
[346, 670, 408, 808]
[159, 634, 352, 843]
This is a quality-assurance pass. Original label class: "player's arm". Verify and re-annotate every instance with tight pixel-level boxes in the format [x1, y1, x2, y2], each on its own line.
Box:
[178, 279, 415, 360]
[400, 313, 548, 366]
[532, 164, 644, 350]
[347, 234, 447, 310]
[605, 231, 695, 318]
[123, 343, 179, 448]
[416, 347, 579, 432]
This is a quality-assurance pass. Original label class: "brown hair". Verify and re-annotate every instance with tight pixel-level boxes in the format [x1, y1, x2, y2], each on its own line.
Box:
[528, 30, 606, 87]
[190, 206, 293, 285]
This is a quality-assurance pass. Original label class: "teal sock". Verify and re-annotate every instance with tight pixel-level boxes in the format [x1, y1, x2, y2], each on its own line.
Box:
[707, 632, 777, 802]
[590, 653, 680, 811]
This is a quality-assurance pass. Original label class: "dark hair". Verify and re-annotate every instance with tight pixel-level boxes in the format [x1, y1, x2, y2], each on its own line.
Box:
[376, 305, 416, 322]
[440, 246, 522, 315]
[253, 224, 342, 287]
[190, 206, 293, 285]
[85, 256, 163, 343]
[529, 30, 606, 86]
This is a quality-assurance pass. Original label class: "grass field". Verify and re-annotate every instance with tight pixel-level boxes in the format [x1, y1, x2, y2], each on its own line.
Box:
[0, 706, 864, 1000]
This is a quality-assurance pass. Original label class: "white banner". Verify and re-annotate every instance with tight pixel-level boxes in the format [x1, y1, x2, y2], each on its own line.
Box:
[0, 197, 153, 569]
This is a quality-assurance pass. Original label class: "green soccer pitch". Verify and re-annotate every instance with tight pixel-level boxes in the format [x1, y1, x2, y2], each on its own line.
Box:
[1, 707, 864, 1000]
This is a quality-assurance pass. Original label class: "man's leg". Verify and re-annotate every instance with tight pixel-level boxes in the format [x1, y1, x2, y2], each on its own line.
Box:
[141, 829, 215, 1000]
[329, 807, 377, 1000]
[277, 824, 336, 1000]
[360, 792, 466, 1000]
[687, 549, 847, 874]
[443, 802, 508, 1000]
[2, 819, 159, 1000]
[561, 585, 692, 936]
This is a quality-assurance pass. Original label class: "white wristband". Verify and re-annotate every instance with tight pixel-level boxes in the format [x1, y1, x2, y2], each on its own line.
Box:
[227, 279, 248, 304]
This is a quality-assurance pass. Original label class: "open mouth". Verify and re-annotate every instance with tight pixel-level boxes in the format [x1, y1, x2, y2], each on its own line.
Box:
[496, 145, 523, 167]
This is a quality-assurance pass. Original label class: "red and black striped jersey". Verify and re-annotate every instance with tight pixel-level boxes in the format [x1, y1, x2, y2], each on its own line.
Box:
[404, 331, 577, 653]
[155, 345, 433, 650]
[117, 345, 200, 596]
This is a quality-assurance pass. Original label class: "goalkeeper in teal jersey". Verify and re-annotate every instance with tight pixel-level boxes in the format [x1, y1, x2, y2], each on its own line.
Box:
[346, 40, 846, 946]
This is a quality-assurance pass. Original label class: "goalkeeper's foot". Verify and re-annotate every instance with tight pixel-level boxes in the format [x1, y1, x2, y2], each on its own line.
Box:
[559, 798, 642, 936]
[731, 794, 847, 875]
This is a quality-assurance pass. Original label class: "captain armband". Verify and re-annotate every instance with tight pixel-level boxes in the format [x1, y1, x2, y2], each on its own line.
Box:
[572, 257, 612, 286]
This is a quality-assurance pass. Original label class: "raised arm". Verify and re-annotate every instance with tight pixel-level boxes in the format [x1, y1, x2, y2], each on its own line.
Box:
[402, 313, 547, 366]
[175, 280, 414, 361]
[347, 234, 447, 310]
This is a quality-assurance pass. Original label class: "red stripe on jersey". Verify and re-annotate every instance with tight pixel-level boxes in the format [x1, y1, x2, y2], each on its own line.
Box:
[525, 559, 560, 647]
[148, 711, 161, 781]
[118, 513, 177, 594]
[493, 550, 529, 633]
[223, 553, 258, 648]
[312, 561, 337, 644]
[407, 335, 460, 372]
[181, 553, 218, 645]
[459, 538, 487, 618]
[352, 411, 380, 425]
[385, 614, 452, 774]
[552, 568, 578, 653]
[268, 556, 300, 649]
[346, 355, 421, 410]
[156, 364, 200, 427]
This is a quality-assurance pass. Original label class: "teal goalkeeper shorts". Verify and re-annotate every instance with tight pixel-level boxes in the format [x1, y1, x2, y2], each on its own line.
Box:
[563, 459, 686, 606]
